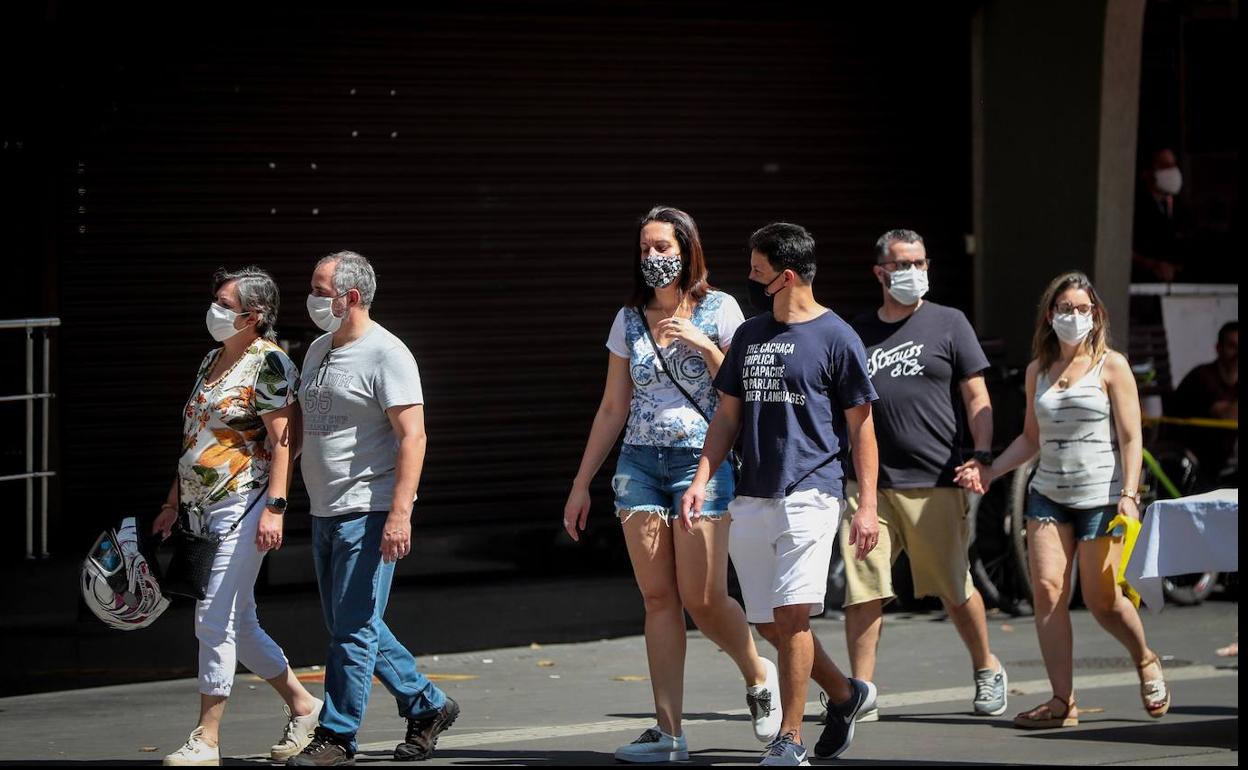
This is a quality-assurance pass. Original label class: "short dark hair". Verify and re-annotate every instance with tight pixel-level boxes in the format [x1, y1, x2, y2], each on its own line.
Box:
[629, 205, 712, 308]
[748, 222, 816, 283]
[874, 229, 924, 262]
[1218, 321, 1238, 347]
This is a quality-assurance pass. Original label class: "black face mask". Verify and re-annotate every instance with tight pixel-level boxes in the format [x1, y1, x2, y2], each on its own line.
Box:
[748, 273, 784, 313]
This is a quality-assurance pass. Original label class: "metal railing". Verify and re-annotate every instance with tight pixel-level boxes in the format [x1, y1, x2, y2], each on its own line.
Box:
[1, 318, 59, 558]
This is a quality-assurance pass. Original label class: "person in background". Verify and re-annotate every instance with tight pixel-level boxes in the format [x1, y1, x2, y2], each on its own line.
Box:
[1170, 321, 1238, 486]
[1131, 148, 1192, 283]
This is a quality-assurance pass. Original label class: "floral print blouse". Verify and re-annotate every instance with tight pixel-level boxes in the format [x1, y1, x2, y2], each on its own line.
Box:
[178, 340, 300, 507]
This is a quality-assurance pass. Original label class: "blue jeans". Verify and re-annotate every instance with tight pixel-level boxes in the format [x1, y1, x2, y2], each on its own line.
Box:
[612, 444, 735, 522]
[311, 511, 446, 751]
[1025, 490, 1123, 542]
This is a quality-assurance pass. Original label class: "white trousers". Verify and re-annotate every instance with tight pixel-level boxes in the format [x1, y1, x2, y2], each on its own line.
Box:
[194, 488, 288, 696]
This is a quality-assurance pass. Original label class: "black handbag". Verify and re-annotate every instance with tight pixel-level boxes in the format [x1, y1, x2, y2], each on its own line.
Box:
[634, 307, 743, 484]
[162, 491, 264, 601]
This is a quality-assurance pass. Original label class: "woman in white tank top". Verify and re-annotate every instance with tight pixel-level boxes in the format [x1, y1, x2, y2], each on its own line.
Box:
[954, 272, 1170, 729]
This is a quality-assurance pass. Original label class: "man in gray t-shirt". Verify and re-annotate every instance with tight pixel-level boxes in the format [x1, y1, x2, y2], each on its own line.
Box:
[301, 322, 424, 515]
[289, 251, 458, 767]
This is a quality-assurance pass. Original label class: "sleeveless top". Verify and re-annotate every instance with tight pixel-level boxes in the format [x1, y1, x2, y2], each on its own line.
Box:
[1029, 354, 1122, 508]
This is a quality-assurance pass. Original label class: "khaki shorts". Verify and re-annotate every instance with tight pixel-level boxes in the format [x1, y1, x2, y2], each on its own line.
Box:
[839, 482, 974, 608]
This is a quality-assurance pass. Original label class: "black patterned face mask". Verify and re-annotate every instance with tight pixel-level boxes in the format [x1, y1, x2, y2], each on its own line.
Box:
[641, 254, 683, 288]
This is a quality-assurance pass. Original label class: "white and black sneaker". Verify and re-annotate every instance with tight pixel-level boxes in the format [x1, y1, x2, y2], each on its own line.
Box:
[746, 657, 783, 742]
[813, 678, 876, 759]
[760, 731, 810, 766]
[819, 691, 879, 723]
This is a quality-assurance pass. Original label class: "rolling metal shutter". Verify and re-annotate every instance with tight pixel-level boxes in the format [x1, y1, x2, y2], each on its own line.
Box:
[51, 2, 972, 544]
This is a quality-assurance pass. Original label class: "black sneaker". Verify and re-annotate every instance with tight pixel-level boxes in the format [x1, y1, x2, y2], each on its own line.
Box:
[286, 727, 355, 766]
[813, 678, 877, 759]
[394, 697, 460, 761]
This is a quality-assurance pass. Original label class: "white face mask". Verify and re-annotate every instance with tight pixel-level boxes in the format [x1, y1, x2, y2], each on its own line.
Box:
[306, 293, 346, 333]
[886, 267, 929, 306]
[205, 303, 248, 342]
[1154, 167, 1182, 196]
[1051, 312, 1095, 345]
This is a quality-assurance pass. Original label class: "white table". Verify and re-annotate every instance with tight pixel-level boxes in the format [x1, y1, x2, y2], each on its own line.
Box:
[1126, 488, 1238, 612]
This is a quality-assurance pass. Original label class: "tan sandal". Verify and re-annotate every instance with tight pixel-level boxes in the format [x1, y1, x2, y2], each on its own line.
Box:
[1137, 653, 1171, 718]
[1013, 696, 1078, 729]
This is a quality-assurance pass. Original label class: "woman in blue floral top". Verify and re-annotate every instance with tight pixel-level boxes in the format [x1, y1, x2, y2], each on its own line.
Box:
[564, 206, 783, 760]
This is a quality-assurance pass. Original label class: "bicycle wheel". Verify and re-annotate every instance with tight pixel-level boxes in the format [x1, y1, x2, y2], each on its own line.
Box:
[1008, 458, 1039, 605]
[969, 484, 1032, 615]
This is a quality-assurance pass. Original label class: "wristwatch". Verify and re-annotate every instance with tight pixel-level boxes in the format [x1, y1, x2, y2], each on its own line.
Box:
[266, 497, 289, 513]
[1119, 489, 1141, 505]
[972, 450, 993, 465]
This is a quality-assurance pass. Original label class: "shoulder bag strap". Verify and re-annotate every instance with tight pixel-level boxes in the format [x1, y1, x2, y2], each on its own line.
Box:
[634, 306, 713, 425]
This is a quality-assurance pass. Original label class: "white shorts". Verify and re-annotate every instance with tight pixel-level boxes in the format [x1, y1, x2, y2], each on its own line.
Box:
[728, 488, 843, 624]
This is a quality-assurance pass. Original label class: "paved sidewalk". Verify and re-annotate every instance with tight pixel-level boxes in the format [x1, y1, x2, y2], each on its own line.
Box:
[0, 602, 1236, 765]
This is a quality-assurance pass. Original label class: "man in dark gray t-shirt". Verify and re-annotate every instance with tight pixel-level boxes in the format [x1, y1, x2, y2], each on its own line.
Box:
[839, 229, 1007, 723]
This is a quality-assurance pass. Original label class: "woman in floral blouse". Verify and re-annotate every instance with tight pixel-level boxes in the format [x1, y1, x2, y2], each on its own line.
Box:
[152, 267, 322, 766]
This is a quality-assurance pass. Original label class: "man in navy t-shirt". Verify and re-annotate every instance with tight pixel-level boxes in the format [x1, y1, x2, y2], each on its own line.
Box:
[682, 223, 881, 763]
[840, 229, 1007, 723]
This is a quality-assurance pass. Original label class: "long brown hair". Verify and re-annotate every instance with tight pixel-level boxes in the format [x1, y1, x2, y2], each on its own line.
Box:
[1031, 271, 1112, 371]
[628, 205, 713, 308]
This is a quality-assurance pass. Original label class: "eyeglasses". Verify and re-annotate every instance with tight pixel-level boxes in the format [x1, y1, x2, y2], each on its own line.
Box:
[1054, 302, 1096, 316]
[878, 259, 930, 272]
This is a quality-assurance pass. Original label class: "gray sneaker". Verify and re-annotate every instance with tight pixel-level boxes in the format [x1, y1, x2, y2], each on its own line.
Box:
[760, 731, 810, 766]
[972, 662, 1008, 716]
[613, 727, 689, 763]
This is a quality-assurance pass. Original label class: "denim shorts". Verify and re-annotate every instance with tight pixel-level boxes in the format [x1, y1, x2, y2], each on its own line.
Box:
[1025, 490, 1123, 541]
[612, 444, 734, 523]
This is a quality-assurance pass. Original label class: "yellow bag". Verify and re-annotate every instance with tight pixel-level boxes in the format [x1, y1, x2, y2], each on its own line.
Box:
[1107, 513, 1142, 608]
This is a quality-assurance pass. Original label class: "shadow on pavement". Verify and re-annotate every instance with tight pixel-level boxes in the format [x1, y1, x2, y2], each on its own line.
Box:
[1019, 717, 1238, 750]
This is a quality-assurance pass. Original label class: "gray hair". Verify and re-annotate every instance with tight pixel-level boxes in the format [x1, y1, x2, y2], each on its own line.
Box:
[317, 251, 377, 307]
[212, 266, 279, 340]
[874, 229, 925, 262]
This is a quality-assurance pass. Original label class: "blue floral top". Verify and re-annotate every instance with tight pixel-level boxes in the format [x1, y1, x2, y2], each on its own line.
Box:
[606, 290, 745, 448]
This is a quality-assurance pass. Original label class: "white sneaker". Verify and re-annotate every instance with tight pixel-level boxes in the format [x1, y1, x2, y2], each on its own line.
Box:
[270, 698, 323, 761]
[760, 731, 810, 766]
[613, 726, 689, 763]
[162, 726, 220, 766]
[747, 657, 784, 742]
